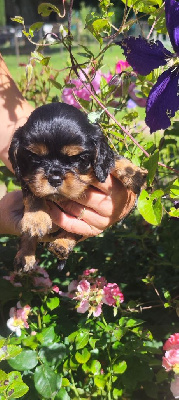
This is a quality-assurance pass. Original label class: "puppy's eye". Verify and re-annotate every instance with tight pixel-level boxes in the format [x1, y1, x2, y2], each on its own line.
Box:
[79, 153, 91, 168]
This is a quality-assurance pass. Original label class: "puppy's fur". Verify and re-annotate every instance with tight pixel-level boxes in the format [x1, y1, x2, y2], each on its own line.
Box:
[9, 102, 147, 272]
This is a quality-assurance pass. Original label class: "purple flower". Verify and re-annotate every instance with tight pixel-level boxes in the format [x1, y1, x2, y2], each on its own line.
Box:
[118, 0, 179, 133]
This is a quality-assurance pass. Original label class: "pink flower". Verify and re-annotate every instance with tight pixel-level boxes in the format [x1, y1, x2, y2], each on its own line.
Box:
[115, 60, 130, 74]
[52, 285, 60, 293]
[83, 269, 98, 276]
[77, 299, 90, 314]
[103, 283, 124, 306]
[171, 375, 179, 398]
[31, 266, 53, 293]
[96, 277, 107, 289]
[162, 350, 179, 372]
[163, 334, 179, 351]
[7, 302, 31, 337]
[62, 68, 112, 109]
[91, 303, 102, 317]
[75, 279, 103, 317]
[3, 273, 22, 287]
[60, 269, 124, 317]
[33, 276, 52, 289]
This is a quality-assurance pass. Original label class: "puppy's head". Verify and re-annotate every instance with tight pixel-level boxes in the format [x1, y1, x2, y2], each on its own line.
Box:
[9, 102, 114, 199]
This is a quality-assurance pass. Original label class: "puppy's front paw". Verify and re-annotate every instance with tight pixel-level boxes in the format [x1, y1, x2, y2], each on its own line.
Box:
[21, 211, 52, 238]
[14, 250, 36, 272]
[47, 235, 78, 261]
[113, 159, 147, 194]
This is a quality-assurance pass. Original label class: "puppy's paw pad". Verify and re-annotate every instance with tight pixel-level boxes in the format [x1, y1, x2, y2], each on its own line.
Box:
[14, 252, 36, 273]
[21, 211, 52, 238]
[123, 167, 147, 194]
[114, 159, 147, 194]
[48, 242, 70, 259]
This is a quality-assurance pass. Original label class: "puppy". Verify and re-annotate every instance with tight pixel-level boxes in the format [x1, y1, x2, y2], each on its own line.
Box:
[9, 102, 147, 272]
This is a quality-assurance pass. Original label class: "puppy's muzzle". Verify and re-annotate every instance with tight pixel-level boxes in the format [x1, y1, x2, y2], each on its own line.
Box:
[48, 166, 63, 187]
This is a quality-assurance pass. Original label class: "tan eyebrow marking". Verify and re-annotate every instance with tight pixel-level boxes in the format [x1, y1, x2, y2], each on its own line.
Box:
[27, 143, 49, 156]
[61, 145, 83, 156]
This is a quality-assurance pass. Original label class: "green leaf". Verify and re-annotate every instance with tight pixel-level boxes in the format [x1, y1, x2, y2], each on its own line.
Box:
[170, 178, 179, 199]
[94, 374, 107, 389]
[168, 207, 179, 218]
[89, 360, 101, 375]
[62, 378, 70, 387]
[75, 348, 91, 364]
[29, 22, 43, 34]
[7, 381, 29, 398]
[49, 79, 62, 90]
[8, 350, 38, 371]
[40, 57, 51, 66]
[113, 360, 127, 374]
[34, 365, 58, 399]
[86, 15, 110, 45]
[46, 296, 60, 310]
[75, 330, 89, 350]
[144, 150, 159, 186]
[55, 388, 70, 400]
[137, 190, 163, 225]
[38, 3, 60, 17]
[39, 343, 67, 367]
[0, 345, 22, 361]
[11, 16, 24, 24]
[0, 338, 6, 348]
[0, 370, 7, 391]
[77, 52, 92, 58]
[22, 335, 39, 350]
[113, 388, 123, 399]
[68, 331, 78, 343]
[37, 326, 55, 345]
[26, 64, 33, 84]
[88, 111, 103, 123]
[7, 371, 22, 384]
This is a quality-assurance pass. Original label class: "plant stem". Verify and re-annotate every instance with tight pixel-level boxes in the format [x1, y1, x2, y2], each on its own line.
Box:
[69, 369, 81, 399]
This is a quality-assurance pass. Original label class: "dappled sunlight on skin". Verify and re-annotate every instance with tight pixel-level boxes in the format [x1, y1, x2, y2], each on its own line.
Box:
[0, 55, 33, 170]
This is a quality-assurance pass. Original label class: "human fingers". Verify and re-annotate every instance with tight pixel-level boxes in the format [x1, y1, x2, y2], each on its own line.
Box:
[47, 202, 103, 236]
[58, 201, 111, 231]
[62, 176, 136, 223]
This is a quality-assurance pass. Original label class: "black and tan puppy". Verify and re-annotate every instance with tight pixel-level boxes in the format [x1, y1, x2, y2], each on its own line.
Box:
[9, 102, 147, 272]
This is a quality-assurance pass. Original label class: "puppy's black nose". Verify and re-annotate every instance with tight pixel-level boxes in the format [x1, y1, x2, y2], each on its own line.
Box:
[48, 169, 63, 187]
[49, 175, 62, 187]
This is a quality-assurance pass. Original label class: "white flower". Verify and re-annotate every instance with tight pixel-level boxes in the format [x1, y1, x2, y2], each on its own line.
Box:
[7, 302, 31, 337]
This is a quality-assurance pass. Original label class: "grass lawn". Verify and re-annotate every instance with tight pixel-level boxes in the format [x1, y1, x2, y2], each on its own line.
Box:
[1, 43, 124, 82]
[1, 42, 146, 122]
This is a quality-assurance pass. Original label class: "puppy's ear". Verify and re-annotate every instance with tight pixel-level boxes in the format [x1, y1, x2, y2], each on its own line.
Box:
[8, 128, 22, 179]
[93, 136, 115, 182]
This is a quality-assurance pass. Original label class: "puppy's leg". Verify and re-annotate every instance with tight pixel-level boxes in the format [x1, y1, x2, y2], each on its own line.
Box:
[14, 235, 37, 272]
[112, 157, 147, 194]
[16, 194, 52, 271]
[47, 232, 81, 267]
[21, 195, 52, 238]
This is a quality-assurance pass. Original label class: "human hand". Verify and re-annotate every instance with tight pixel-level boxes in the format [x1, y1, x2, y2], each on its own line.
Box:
[47, 174, 137, 237]
[0, 176, 136, 238]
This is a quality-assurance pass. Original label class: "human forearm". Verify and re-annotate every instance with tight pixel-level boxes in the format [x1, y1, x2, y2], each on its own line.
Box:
[0, 54, 34, 170]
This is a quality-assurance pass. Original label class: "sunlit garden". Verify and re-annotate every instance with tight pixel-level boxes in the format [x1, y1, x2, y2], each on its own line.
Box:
[0, 0, 179, 399]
